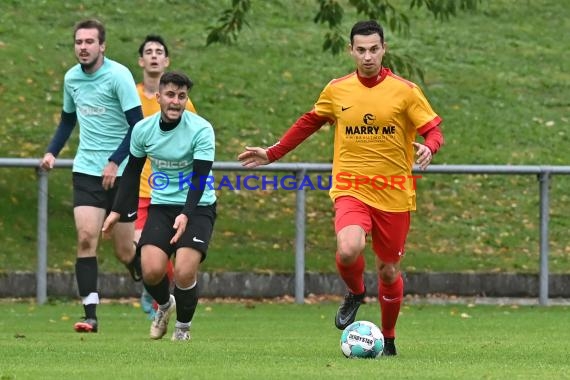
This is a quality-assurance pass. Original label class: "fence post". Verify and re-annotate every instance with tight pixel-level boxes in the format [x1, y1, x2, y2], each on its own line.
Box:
[538, 171, 550, 306]
[36, 168, 48, 305]
[294, 169, 307, 304]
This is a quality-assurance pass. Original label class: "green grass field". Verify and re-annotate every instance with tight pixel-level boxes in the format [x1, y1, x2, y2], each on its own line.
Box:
[0, 300, 568, 379]
[1, 0, 569, 274]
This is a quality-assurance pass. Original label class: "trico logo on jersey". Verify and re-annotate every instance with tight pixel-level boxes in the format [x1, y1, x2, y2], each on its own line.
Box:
[78, 106, 106, 116]
[150, 157, 191, 169]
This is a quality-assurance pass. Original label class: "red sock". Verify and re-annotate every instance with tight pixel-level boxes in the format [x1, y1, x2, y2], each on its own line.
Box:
[335, 253, 366, 295]
[378, 274, 403, 338]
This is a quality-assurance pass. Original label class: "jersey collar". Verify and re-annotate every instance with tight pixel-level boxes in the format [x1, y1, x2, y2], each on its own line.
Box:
[356, 67, 390, 88]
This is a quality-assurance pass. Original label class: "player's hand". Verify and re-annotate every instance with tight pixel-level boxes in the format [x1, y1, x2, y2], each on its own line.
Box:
[102, 161, 118, 190]
[238, 146, 270, 168]
[412, 142, 433, 170]
[101, 211, 120, 240]
[39, 153, 56, 171]
[170, 214, 188, 245]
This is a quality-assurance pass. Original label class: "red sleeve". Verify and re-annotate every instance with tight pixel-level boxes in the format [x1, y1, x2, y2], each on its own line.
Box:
[266, 110, 330, 162]
[418, 123, 444, 154]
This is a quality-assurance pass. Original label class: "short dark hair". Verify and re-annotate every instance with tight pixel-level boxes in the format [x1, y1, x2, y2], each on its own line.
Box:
[350, 20, 384, 45]
[74, 19, 106, 43]
[138, 34, 169, 57]
[159, 71, 193, 91]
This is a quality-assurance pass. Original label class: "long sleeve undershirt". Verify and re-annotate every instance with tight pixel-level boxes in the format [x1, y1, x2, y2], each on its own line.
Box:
[108, 106, 144, 165]
[46, 111, 77, 156]
[266, 110, 443, 162]
[266, 110, 329, 162]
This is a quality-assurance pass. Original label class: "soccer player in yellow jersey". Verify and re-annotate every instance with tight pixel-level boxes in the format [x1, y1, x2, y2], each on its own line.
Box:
[136, 35, 197, 317]
[238, 20, 444, 356]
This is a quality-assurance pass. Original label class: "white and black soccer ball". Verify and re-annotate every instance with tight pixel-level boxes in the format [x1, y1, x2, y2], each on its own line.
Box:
[340, 320, 384, 359]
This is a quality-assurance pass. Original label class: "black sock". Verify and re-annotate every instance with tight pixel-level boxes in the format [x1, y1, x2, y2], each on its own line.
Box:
[125, 250, 142, 281]
[143, 275, 170, 305]
[174, 282, 199, 324]
[75, 257, 98, 319]
[75, 257, 98, 295]
[84, 304, 97, 320]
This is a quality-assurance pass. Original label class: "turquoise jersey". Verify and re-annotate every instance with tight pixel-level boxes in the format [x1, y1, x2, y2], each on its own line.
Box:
[131, 111, 216, 206]
[63, 57, 141, 176]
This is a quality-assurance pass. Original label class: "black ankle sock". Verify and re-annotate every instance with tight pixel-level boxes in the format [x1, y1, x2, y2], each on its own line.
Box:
[174, 283, 199, 324]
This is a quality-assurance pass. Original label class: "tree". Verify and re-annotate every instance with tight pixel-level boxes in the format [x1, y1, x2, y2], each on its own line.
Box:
[206, 0, 482, 81]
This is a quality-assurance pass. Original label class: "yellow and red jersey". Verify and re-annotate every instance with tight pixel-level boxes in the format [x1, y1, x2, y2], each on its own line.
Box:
[136, 83, 197, 197]
[267, 67, 442, 212]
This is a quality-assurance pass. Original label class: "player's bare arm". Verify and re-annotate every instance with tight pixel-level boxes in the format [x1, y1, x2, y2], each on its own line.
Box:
[238, 146, 270, 168]
[412, 142, 433, 170]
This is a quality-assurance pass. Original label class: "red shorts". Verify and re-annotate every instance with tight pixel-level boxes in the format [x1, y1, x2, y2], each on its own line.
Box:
[135, 197, 151, 230]
[334, 196, 410, 264]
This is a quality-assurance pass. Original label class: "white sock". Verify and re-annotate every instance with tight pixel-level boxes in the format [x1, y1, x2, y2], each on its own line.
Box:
[175, 321, 191, 330]
[176, 281, 197, 291]
[82, 292, 99, 305]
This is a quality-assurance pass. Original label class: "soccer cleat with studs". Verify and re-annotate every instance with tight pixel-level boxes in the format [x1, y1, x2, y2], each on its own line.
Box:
[334, 288, 366, 330]
[150, 295, 176, 339]
[383, 337, 397, 356]
[74, 317, 98, 333]
[171, 327, 191, 341]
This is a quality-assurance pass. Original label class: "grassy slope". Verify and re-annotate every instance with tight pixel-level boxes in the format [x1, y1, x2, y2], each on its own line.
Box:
[0, 0, 569, 273]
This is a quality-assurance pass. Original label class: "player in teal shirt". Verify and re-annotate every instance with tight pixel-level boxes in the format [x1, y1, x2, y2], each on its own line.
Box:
[103, 71, 216, 342]
[40, 19, 144, 333]
[130, 111, 216, 206]
[62, 56, 141, 176]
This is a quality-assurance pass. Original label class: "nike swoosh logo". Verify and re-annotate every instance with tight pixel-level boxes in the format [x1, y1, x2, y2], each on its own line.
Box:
[127, 211, 137, 218]
[338, 308, 358, 326]
[382, 295, 399, 302]
[193, 237, 205, 243]
[341, 106, 353, 111]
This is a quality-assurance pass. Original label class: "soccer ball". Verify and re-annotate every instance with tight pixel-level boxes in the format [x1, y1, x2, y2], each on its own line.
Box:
[340, 320, 384, 359]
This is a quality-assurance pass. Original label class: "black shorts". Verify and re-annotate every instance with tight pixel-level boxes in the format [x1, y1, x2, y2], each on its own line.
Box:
[72, 172, 135, 222]
[138, 203, 217, 261]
